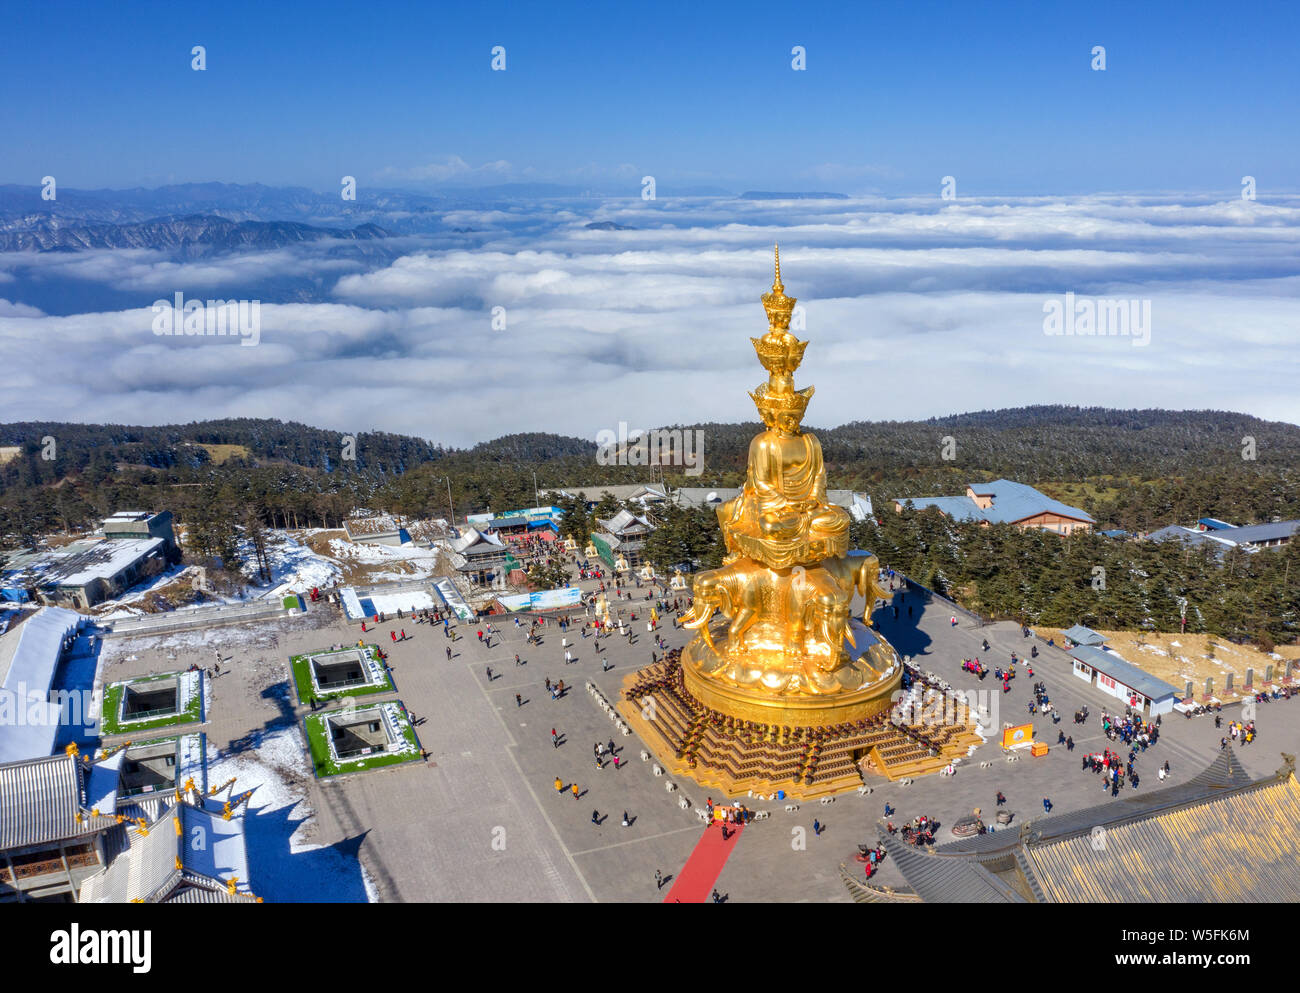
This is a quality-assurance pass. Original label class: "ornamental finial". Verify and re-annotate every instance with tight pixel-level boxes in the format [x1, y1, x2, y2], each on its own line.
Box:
[773, 244, 783, 293]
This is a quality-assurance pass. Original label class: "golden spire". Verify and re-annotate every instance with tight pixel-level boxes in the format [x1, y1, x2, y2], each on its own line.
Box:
[760, 245, 797, 332]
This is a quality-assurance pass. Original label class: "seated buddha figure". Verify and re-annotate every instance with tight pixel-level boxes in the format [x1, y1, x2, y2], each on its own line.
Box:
[720, 381, 850, 569]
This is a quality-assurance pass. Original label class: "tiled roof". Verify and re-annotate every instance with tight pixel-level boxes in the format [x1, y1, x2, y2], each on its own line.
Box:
[1062, 624, 1107, 646]
[896, 479, 1094, 525]
[1029, 773, 1300, 902]
[0, 752, 116, 849]
[1214, 520, 1299, 545]
[79, 798, 255, 903]
[1145, 525, 1237, 550]
[884, 749, 1298, 902]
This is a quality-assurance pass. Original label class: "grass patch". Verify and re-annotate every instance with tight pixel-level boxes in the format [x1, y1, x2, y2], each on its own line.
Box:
[288, 645, 395, 705]
[195, 442, 252, 464]
[303, 702, 421, 778]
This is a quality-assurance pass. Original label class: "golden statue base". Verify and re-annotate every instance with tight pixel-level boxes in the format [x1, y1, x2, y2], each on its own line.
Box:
[621, 643, 983, 801]
[682, 618, 899, 728]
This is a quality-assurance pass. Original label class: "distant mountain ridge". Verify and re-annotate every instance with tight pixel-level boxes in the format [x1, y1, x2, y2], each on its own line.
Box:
[739, 191, 849, 200]
[0, 213, 389, 254]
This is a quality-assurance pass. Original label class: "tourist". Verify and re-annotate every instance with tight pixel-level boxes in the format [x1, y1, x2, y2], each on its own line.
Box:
[571, 783, 579, 799]
[1042, 797, 1053, 813]
[813, 818, 822, 836]
[486, 665, 493, 681]
[446, 646, 452, 661]
[551, 727, 558, 748]
[622, 811, 629, 828]
[655, 869, 663, 890]
[390, 630, 397, 643]
[554, 776, 563, 794]
[592, 810, 600, 825]
[515, 653, 522, 666]
[516, 693, 522, 707]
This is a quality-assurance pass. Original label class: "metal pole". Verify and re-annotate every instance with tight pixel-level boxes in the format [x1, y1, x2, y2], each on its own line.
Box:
[447, 478, 454, 525]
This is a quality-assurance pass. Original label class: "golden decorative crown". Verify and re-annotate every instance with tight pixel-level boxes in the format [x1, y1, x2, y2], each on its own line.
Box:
[751, 331, 808, 377]
[749, 381, 813, 422]
[761, 244, 797, 330]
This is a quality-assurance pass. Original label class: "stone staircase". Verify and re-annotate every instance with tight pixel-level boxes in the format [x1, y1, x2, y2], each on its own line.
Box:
[621, 654, 980, 799]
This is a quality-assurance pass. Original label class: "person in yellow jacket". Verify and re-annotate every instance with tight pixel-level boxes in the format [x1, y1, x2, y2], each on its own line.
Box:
[554, 777, 564, 795]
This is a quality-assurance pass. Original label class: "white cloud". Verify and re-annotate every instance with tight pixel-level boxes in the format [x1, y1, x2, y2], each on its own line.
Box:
[2, 194, 1298, 445]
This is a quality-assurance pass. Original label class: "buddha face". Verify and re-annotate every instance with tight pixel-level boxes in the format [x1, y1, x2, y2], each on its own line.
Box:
[770, 410, 802, 436]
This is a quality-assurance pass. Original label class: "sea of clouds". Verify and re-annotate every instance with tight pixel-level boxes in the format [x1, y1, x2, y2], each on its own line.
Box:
[1, 193, 1297, 445]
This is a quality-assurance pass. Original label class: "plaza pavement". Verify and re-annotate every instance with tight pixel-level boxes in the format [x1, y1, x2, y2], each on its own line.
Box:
[90, 576, 1300, 903]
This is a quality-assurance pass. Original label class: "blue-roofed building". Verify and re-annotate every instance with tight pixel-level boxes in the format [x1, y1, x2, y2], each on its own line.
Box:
[1197, 518, 1235, 531]
[1065, 644, 1179, 715]
[1097, 529, 1129, 539]
[1144, 525, 1238, 553]
[893, 480, 1094, 535]
[1210, 519, 1299, 549]
[1061, 624, 1107, 647]
[1144, 521, 1299, 554]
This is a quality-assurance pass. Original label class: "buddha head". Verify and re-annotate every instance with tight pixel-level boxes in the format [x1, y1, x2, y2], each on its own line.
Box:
[750, 382, 812, 436]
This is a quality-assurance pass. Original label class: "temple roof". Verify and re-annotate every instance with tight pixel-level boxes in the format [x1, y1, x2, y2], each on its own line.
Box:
[0, 749, 121, 850]
[880, 749, 1299, 903]
[78, 796, 255, 903]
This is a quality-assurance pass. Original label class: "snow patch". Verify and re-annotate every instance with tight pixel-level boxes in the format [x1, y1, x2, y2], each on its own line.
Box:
[207, 723, 376, 902]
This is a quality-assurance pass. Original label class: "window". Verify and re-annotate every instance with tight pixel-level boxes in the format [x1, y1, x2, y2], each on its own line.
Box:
[368, 722, 380, 733]
[165, 755, 175, 767]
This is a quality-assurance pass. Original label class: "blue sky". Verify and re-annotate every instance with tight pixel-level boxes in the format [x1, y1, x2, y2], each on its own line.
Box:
[4, 0, 1297, 195]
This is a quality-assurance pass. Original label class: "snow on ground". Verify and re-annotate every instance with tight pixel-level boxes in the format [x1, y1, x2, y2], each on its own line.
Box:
[1137, 645, 1168, 656]
[243, 531, 343, 600]
[178, 668, 201, 714]
[327, 538, 442, 582]
[349, 589, 438, 619]
[94, 563, 245, 619]
[207, 723, 376, 903]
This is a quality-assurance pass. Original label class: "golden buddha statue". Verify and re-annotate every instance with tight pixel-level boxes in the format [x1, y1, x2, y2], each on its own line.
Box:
[679, 248, 894, 718]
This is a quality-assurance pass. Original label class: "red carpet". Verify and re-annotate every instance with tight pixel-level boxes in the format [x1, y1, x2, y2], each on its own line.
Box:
[663, 820, 745, 903]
